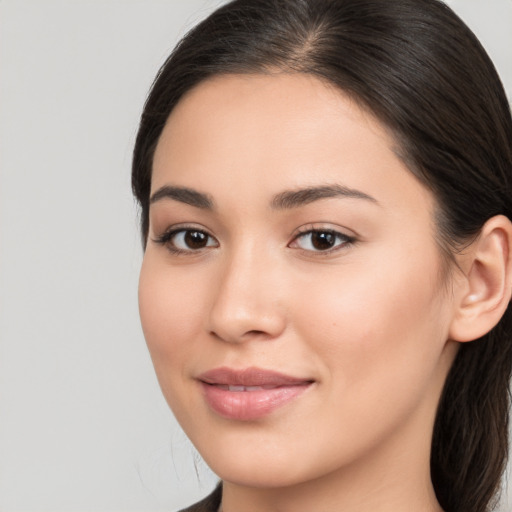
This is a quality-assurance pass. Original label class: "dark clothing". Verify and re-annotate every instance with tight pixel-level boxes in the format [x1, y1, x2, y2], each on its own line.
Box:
[179, 484, 222, 512]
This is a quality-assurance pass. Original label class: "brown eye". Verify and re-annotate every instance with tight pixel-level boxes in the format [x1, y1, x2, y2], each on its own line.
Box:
[159, 228, 218, 252]
[310, 231, 336, 250]
[184, 230, 210, 249]
[291, 229, 354, 253]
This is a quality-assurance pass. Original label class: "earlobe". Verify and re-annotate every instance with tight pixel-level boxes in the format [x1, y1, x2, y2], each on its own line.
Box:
[449, 215, 512, 343]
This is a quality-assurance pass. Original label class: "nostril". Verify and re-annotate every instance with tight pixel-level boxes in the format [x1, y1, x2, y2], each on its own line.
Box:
[209, 328, 277, 343]
[246, 330, 266, 336]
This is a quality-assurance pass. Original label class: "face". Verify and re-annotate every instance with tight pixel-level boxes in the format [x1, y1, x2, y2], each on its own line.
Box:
[139, 73, 458, 489]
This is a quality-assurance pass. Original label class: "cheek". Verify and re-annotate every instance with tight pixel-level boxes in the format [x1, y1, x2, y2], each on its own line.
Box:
[294, 249, 449, 398]
[138, 254, 209, 384]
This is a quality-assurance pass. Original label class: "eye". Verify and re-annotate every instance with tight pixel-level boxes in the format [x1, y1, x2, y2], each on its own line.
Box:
[154, 227, 218, 253]
[290, 229, 354, 253]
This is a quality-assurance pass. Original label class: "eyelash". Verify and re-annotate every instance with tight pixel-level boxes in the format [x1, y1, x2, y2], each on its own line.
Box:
[152, 226, 356, 255]
[152, 226, 219, 255]
[290, 227, 356, 254]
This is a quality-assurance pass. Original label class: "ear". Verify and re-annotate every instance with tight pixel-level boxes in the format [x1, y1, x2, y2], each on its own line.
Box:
[449, 215, 512, 343]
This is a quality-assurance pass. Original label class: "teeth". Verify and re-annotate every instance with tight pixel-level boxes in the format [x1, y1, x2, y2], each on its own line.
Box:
[225, 385, 265, 392]
[212, 384, 281, 392]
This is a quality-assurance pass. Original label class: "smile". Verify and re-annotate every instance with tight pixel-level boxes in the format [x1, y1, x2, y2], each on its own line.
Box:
[198, 367, 314, 421]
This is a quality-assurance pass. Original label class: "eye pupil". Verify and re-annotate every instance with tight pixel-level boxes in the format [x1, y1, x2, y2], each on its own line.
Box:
[184, 230, 208, 249]
[311, 231, 335, 250]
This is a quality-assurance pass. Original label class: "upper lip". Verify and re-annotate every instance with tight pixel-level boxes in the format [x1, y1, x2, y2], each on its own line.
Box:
[198, 367, 313, 387]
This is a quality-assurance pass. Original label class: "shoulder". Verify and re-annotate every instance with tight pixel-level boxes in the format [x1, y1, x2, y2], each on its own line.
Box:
[178, 484, 222, 512]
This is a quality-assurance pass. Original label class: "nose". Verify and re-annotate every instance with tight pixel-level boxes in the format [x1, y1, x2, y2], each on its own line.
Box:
[207, 245, 287, 344]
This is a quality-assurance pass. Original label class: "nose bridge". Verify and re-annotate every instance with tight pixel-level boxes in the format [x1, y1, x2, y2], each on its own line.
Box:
[208, 240, 285, 343]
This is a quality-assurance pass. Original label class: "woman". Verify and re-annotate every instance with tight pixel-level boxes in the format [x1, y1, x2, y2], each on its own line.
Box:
[132, 1, 512, 511]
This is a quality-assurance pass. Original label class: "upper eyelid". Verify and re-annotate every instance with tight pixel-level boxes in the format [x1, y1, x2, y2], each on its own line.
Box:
[290, 228, 354, 243]
[290, 223, 357, 238]
[152, 225, 217, 245]
[151, 223, 357, 246]
[152, 223, 213, 238]
[288, 226, 357, 253]
[152, 227, 219, 256]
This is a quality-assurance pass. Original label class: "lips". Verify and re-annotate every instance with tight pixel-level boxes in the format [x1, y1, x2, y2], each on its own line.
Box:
[198, 367, 313, 421]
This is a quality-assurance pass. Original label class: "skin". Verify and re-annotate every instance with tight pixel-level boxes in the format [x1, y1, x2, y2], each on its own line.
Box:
[138, 73, 463, 512]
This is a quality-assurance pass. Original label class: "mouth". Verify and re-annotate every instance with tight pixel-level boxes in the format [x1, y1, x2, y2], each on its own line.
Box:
[197, 367, 314, 421]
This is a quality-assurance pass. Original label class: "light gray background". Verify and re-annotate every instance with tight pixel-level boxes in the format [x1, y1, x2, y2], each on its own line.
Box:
[0, 1, 511, 511]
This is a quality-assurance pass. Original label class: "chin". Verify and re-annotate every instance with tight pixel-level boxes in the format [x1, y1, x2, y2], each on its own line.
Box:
[212, 461, 307, 489]
[190, 435, 303, 488]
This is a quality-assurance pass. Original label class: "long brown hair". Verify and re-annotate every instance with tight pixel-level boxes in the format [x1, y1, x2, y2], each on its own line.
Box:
[132, 1, 512, 510]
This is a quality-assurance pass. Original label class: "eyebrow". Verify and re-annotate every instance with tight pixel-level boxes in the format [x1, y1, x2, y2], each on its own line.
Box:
[149, 183, 378, 211]
[270, 184, 378, 210]
[150, 185, 214, 209]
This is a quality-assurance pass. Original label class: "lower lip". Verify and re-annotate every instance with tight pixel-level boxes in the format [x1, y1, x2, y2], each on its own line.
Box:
[200, 382, 312, 421]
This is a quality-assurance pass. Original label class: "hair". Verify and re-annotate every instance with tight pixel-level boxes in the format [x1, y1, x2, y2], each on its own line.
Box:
[131, 1, 512, 510]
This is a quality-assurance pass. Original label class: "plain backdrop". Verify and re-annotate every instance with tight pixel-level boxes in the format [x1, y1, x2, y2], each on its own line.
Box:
[0, 1, 511, 511]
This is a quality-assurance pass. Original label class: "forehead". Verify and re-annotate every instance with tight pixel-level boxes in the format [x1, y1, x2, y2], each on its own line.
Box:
[152, 72, 433, 216]
[155, 73, 387, 169]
